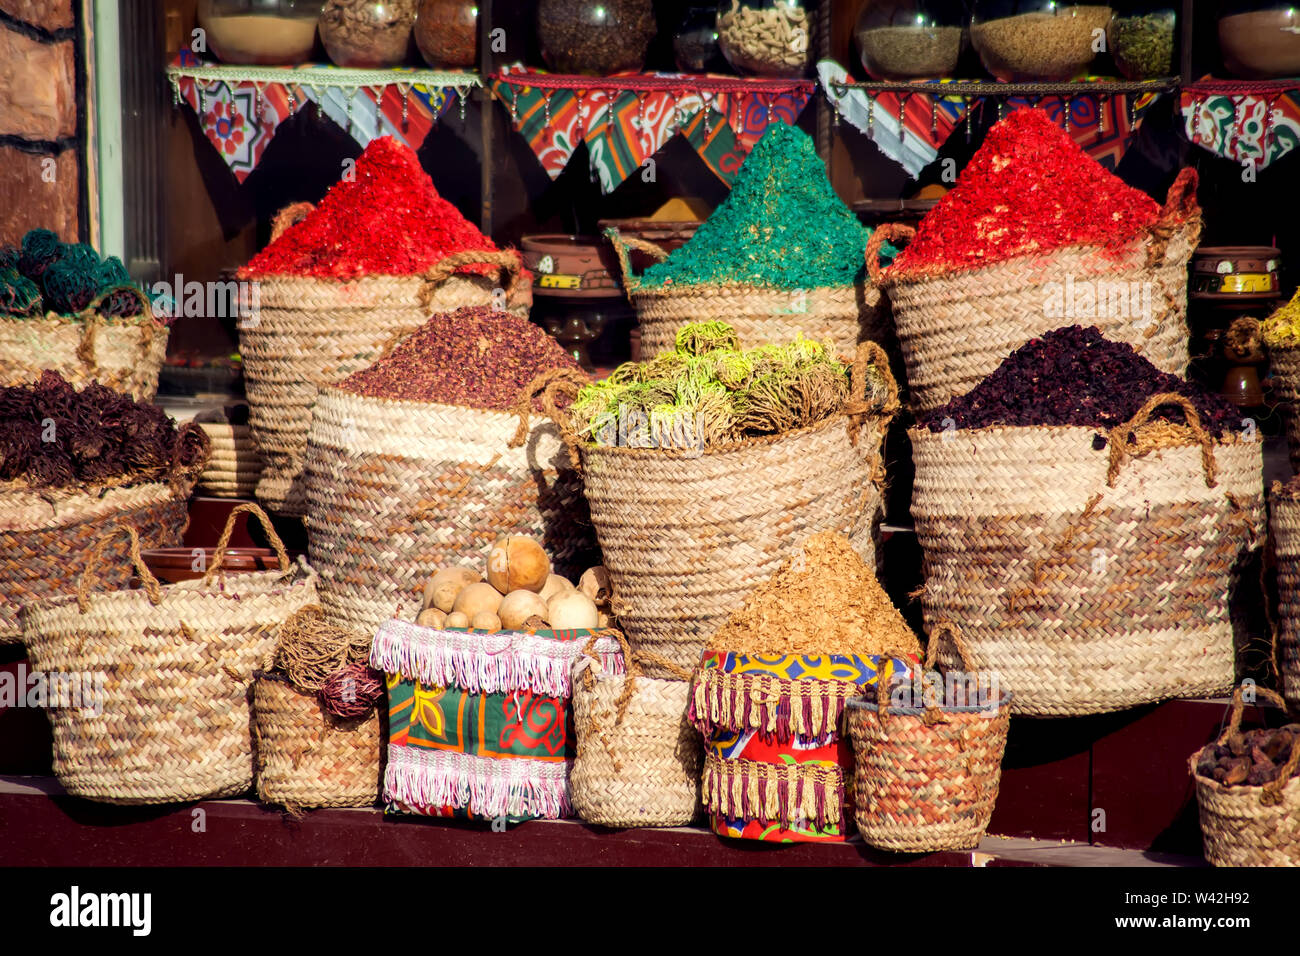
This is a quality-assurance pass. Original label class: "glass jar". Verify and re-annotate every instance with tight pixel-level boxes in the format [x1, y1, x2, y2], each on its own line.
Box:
[674, 6, 727, 72]
[536, 0, 657, 75]
[970, 2, 1114, 81]
[1218, 2, 1300, 79]
[1108, 3, 1175, 79]
[414, 0, 476, 68]
[197, 0, 323, 65]
[854, 0, 966, 81]
[716, 0, 813, 76]
[318, 0, 417, 68]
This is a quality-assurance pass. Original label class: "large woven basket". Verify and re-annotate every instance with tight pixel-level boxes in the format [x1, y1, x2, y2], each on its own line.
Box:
[195, 421, 263, 498]
[240, 205, 532, 516]
[544, 344, 899, 679]
[20, 504, 318, 805]
[0, 291, 169, 401]
[1191, 686, 1300, 867]
[304, 382, 595, 635]
[912, 393, 1264, 717]
[1271, 483, 1300, 711]
[868, 169, 1201, 413]
[846, 627, 1012, 853]
[606, 228, 885, 358]
[0, 421, 206, 644]
[569, 636, 702, 828]
[1270, 344, 1300, 472]
[252, 672, 382, 810]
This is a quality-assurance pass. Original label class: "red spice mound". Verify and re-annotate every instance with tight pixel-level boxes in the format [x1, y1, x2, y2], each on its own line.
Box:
[338, 306, 585, 412]
[241, 137, 498, 280]
[890, 109, 1164, 278]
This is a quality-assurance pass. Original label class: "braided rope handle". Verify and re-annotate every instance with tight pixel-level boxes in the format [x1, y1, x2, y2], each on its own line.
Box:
[171, 420, 212, 492]
[76, 525, 163, 613]
[865, 223, 915, 287]
[1145, 169, 1201, 269]
[1214, 684, 1299, 806]
[847, 340, 900, 419]
[510, 369, 588, 477]
[1105, 391, 1218, 490]
[602, 228, 668, 294]
[202, 502, 292, 586]
[270, 202, 315, 242]
[419, 249, 527, 307]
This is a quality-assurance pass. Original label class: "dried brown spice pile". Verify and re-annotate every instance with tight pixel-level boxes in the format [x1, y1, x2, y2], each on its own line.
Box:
[338, 306, 584, 411]
[0, 371, 206, 489]
[708, 531, 922, 659]
[1196, 725, 1300, 788]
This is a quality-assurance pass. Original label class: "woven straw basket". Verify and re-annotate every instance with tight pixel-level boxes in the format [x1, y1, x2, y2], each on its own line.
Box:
[1271, 484, 1300, 711]
[605, 228, 885, 358]
[195, 421, 263, 498]
[868, 169, 1201, 413]
[1191, 686, 1300, 867]
[569, 635, 702, 828]
[1269, 344, 1300, 472]
[0, 291, 168, 400]
[911, 393, 1264, 717]
[240, 204, 532, 516]
[20, 504, 317, 805]
[543, 344, 899, 679]
[846, 627, 1011, 853]
[252, 673, 382, 810]
[304, 381, 595, 635]
[0, 421, 206, 644]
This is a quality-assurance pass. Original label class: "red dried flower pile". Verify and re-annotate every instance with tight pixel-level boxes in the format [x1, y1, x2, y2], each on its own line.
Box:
[240, 137, 499, 280]
[890, 109, 1165, 278]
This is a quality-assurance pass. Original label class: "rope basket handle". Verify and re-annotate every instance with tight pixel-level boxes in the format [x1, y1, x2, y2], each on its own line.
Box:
[602, 228, 668, 294]
[509, 369, 588, 477]
[81, 285, 156, 325]
[171, 420, 212, 493]
[202, 502, 292, 586]
[419, 249, 527, 307]
[270, 201, 315, 242]
[1145, 169, 1200, 269]
[1214, 684, 1298, 806]
[925, 621, 978, 673]
[76, 525, 163, 613]
[1105, 391, 1217, 490]
[865, 223, 915, 286]
[846, 339, 901, 423]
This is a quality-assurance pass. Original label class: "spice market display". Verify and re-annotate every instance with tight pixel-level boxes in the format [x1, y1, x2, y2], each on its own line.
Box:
[9, 0, 1300, 879]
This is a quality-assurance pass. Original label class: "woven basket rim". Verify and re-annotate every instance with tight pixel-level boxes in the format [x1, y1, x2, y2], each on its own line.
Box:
[1188, 751, 1300, 799]
[237, 261, 512, 285]
[627, 278, 871, 298]
[879, 217, 1201, 288]
[848, 688, 1014, 716]
[0, 309, 165, 331]
[314, 385, 544, 422]
[908, 422, 1253, 449]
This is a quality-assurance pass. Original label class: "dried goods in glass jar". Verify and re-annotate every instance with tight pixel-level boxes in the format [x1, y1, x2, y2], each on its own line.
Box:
[414, 0, 477, 68]
[536, 0, 657, 75]
[970, 3, 1112, 81]
[717, 0, 811, 76]
[319, 0, 416, 67]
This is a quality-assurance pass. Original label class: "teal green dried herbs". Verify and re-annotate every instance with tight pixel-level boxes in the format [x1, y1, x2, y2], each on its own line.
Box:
[1, 230, 147, 320]
[571, 321, 888, 450]
[634, 124, 894, 290]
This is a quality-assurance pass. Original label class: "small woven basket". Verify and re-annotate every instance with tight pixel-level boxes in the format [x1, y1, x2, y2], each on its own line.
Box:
[846, 626, 1012, 853]
[240, 203, 532, 516]
[868, 169, 1200, 413]
[912, 393, 1264, 716]
[252, 672, 382, 810]
[20, 504, 317, 805]
[0, 288, 169, 400]
[542, 344, 898, 678]
[1270, 344, 1300, 473]
[569, 636, 702, 828]
[1191, 686, 1300, 867]
[606, 228, 885, 358]
[195, 421, 263, 499]
[1273, 483, 1300, 711]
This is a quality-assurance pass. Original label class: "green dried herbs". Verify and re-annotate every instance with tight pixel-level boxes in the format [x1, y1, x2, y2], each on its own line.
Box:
[635, 123, 893, 291]
[0, 230, 148, 320]
[570, 321, 890, 450]
[1110, 12, 1175, 80]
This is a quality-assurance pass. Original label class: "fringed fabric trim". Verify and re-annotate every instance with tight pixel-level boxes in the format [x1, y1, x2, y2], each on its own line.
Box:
[370, 618, 625, 696]
[701, 751, 845, 832]
[384, 744, 572, 820]
[689, 670, 859, 743]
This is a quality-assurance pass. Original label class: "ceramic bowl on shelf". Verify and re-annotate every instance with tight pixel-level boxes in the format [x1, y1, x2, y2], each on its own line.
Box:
[1218, 2, 1300, 79]
[197, 0, 323, 65]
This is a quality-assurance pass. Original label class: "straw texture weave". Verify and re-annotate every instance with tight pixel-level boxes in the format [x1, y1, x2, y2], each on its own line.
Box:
[240, 249, 531, 516]
[0, 303, 168, 401]
[606, 230, 884, 357]
[253, 675, 382, 809]
[305, 386, 594, 635]
[1270, 345, 1300, 473]
[20, 507, 317, 805]
[569, 640, 702, 828]
[1191, 687, 1299, 867]
[911, 413, 1263, 716]
[869, 173, 1200, 413]
[196, 422, 263, 498]
[1272, 487, 1300, 711]
[0, 482, 189, 644]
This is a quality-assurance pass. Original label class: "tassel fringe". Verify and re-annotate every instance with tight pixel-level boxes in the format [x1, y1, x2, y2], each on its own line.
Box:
[701, 751, 844, 831]
[689, 670, 859, 743]
[384, 744, 572, 820]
